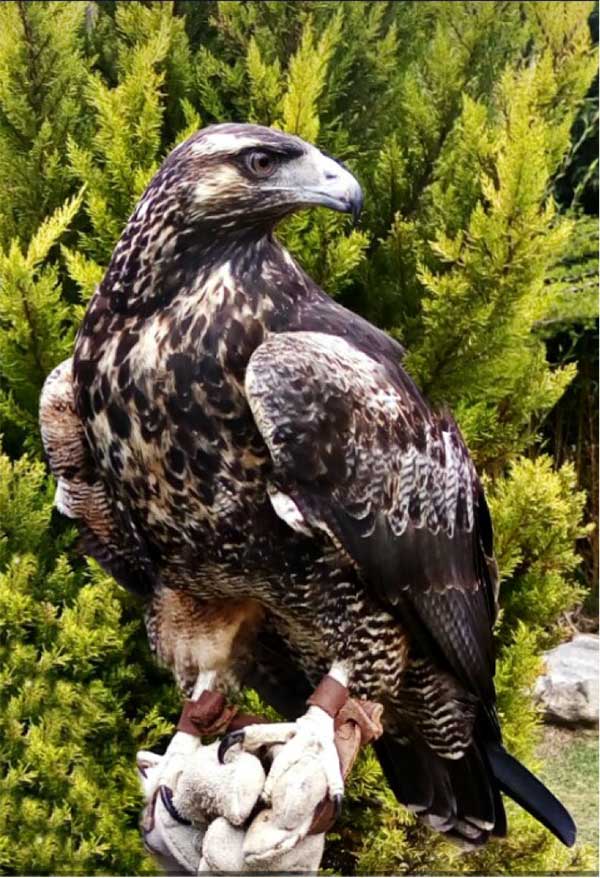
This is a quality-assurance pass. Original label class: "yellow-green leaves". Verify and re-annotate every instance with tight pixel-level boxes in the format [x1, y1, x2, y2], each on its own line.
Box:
[279, 12, 342, 142]
[70, 30, 169, 261]
[61, 247, 105, 306]
[0, 1, 90, 246]
[0, 193, 84, 448]
[489, 456, 589, 634]
[0, 448, 178, 876]
[402, 36, 592, 469]
[279, 209, 369, 295]
[25, 190, 84, 270]
[246, 37, 282, 126]
[69, 1, 196, 265]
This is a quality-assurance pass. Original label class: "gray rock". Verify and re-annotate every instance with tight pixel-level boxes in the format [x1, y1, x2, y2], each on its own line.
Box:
[534, 634, 599, 726]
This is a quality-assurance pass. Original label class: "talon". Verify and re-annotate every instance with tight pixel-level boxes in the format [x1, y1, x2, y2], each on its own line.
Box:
[218, 729, 245, 763]
[158, 785, 192, 826]
[332, 792, 343, 822]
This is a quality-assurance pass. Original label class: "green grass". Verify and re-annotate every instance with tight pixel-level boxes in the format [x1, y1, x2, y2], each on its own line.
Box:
[536, 725, 599, 864]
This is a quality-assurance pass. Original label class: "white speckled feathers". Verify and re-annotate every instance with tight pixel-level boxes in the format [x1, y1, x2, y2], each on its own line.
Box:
[40, 358, 114, 540]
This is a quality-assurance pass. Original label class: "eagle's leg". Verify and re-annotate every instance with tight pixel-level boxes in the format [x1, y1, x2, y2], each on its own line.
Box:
[162, 668, 218, 758]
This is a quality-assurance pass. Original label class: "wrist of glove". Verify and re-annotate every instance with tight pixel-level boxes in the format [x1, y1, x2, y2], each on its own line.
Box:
[137, 686, 383, 874]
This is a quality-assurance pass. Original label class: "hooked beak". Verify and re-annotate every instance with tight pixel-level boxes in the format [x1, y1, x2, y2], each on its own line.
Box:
[296, 150, 364, 225]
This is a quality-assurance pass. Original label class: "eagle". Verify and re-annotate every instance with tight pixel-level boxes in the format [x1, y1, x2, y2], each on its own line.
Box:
[40, 123, 575, 851]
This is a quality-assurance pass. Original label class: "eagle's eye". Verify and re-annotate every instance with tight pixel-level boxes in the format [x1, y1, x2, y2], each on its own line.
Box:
[245, 150, 277, 178]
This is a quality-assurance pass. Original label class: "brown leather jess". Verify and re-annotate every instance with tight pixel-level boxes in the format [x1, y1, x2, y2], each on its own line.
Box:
[175, 677, 384, 834]
[177, 690, 267, 736]
[306, 674, 349, 717]
[177, 690, 239, 736]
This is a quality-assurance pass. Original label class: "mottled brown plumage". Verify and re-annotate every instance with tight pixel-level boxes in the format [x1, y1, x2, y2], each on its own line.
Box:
[40, 123, 575, 849]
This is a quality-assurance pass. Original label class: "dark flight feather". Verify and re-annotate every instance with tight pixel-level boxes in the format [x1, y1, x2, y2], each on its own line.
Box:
[487, 743, 576, 847]
[245, 331, 497, 700]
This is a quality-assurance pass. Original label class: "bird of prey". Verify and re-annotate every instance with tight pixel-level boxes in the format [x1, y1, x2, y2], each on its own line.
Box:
[40, 123, 575, 851]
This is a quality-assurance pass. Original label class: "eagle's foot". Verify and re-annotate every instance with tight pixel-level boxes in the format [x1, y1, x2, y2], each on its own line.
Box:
[218, 705, 343, 861]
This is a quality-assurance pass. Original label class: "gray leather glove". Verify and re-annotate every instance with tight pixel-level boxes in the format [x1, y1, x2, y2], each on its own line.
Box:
[137, 731, 325, 874]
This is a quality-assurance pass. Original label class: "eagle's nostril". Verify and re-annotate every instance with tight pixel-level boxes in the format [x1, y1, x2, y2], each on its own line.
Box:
[324, 171, 338, 181]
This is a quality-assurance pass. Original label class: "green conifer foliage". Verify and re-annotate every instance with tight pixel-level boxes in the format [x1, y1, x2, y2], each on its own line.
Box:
[0, 1, 91, 247]
[69, 2, 194, 265]
[0, 193, 83, 454]
[0, 450, 177, 875]
[0, 2, 596, 874]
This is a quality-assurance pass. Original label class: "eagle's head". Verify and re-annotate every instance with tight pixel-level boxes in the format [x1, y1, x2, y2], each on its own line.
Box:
[158, 123, 363, 232]
[101, 124, 363, 312]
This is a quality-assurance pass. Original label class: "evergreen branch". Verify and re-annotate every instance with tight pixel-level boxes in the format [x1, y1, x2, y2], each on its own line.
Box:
[15, 279, 44, 381]
[17, 0, 43, 118]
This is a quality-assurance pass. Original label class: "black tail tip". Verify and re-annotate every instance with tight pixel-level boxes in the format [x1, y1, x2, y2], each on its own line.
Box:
[487, 743, 577, 848]
[558, 815, 577, 848]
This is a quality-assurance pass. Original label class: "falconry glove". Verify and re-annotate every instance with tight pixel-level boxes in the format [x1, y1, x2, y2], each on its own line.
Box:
[137, 732, 325, 874]
[136, 691, 383, 873]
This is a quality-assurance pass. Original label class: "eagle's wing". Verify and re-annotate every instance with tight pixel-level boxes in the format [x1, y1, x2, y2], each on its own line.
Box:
[40, 359, 154, 597]
[40, 359, 114, 536]
[245, 331, 499, 714]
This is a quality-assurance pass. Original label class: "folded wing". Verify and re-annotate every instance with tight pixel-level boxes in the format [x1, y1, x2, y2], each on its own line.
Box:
[245, 331, 499, 715]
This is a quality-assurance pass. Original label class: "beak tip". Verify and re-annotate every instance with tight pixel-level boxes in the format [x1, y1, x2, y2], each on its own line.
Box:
[303, 149, 364, 223]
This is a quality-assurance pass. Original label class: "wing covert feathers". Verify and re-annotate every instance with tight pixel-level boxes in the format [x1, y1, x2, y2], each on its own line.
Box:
[246, 330, 575, 848]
